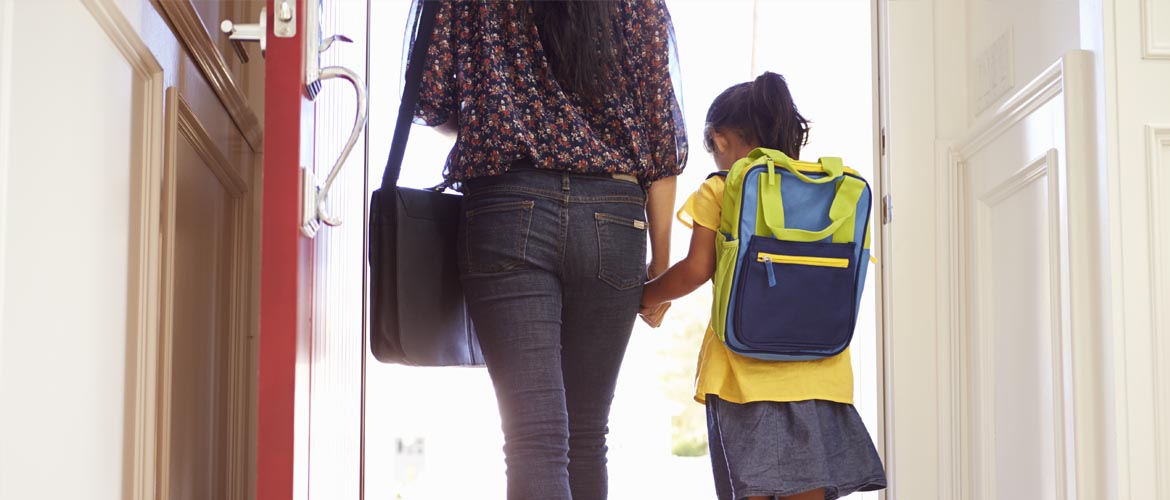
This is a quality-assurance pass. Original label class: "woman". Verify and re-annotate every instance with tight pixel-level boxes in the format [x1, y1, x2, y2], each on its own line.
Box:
[410, 1, 687, 499]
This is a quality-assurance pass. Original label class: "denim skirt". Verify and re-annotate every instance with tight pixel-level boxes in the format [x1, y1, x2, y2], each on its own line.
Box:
[706, 396, 887, 500]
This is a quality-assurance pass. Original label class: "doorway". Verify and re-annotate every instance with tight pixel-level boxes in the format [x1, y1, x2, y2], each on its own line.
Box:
[362, 1, 883, 498]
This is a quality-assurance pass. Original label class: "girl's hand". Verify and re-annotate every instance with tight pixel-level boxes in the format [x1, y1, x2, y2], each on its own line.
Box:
[639, 302, 671, 328]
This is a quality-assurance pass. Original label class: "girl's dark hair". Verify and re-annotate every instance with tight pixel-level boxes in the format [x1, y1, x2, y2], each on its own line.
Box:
[530, 1, 621, 102]
[704, 72, 810, 159]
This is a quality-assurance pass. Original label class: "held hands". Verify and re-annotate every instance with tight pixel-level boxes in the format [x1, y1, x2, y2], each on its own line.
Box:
[639, 302, 670, 328]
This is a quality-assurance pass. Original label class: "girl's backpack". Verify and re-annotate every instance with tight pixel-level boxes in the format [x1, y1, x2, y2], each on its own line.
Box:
[712, 148, 872, 361]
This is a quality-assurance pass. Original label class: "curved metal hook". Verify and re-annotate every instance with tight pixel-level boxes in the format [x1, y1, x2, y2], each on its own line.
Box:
[314, 65, 368, 227]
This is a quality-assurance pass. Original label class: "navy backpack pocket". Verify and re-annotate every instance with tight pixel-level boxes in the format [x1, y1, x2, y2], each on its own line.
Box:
[733, 238, 858, 353]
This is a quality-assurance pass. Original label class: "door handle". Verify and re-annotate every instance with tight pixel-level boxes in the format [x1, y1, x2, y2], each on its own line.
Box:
[299, 63, 368, 238]
[297, 0, 369, 237]
[313, 65, 368, 228]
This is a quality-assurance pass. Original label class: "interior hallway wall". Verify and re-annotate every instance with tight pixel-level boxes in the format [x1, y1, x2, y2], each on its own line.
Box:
[884, 0, 1109, 499]
[888, 0, 1170, 498]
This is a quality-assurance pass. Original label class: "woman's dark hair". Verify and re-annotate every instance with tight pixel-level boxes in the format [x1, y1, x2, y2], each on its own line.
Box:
[704, 72, 810, 159]
[530, 1, 621, 102]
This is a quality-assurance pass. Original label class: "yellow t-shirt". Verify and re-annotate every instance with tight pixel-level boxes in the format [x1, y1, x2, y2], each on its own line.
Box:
[679, 175, 854, 406]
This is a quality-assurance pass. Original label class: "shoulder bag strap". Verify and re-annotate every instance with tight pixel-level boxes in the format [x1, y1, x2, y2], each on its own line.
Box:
[380, 0, 440, 191]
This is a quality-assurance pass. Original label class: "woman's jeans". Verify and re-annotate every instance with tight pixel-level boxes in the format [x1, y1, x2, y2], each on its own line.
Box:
[459, 168, 648, 500]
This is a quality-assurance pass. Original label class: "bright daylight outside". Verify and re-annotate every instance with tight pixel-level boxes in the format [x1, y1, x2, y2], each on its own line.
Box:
[364, 1, 880, 498]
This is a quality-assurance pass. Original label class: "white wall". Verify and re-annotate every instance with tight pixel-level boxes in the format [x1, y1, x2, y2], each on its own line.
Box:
[966, 0, 1082, 119]
[0, 0, 13, 386]
[890, 0, 1170, 497]
[0, 1, 139, 498]
[0, 1, 266, 499]
[885, 0, 1094, 498]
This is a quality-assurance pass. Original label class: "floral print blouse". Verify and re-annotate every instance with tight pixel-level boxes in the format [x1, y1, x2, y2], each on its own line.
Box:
[410, 0, 688, 185]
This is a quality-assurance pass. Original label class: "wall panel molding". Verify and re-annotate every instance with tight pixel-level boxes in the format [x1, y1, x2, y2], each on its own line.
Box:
[1147, 125, 1170, 499]
[969, 150, 1071, 500]
[73, 1, 167, 500]
[155, 0, 263, 150]
[945, 51, 1097, 500]
[959, 61, 1064, 159]
[175, 94, 250, 196]
[936, 143, 966, 500]
[161, 88, 254, 500]
[1142, 0, 1170, 59]
[157, 89, 179, 500]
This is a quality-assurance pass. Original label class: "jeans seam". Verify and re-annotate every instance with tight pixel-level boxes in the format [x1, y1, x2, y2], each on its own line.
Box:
[466, 185, 644, 206]
[465, 185, 566, 203]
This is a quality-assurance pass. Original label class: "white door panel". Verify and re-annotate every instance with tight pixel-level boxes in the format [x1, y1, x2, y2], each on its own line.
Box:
[971, 150, 1061, 500]
[945, 53, 1094, 500]
[1149, 126, 1170, 499]
[1111, 0, 1170, 496]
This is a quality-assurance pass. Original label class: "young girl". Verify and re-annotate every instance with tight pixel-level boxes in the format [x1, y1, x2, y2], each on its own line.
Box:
[640, 72, 887, 500]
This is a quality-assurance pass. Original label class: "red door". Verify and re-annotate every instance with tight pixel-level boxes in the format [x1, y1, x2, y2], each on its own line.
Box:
[258, 0, 369, 498]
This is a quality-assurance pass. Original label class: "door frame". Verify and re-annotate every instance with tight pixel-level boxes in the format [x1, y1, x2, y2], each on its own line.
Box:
[257, 1, 314, 499]
[873, 0, 894, 498]
[255, 1, 899, 498]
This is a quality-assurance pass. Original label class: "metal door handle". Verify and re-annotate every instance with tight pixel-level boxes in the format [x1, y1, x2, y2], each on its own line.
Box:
[313, 65, 368, 228]
[220, 7, 266, 63]
[296, 0, 368, 237]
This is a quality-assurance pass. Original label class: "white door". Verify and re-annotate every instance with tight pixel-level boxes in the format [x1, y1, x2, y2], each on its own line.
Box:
[941, 51, 1102, 500]
[0, 0, 264, 498]
[1107, 0, 1170, 496]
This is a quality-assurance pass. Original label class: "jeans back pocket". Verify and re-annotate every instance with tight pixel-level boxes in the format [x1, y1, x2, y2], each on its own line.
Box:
[594, 212, 648, 290]
[461, 200, 534, 274]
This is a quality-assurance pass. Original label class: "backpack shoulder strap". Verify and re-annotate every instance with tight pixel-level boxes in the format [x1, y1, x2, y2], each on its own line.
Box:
[706, 171, 729, 180]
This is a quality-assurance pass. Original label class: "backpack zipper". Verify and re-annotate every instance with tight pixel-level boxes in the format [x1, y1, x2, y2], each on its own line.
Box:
[755, 252, 850, 268]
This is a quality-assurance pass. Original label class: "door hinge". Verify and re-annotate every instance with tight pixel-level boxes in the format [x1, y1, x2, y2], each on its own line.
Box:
[880, 127, 886, 157]
[882, 194, 893, 225]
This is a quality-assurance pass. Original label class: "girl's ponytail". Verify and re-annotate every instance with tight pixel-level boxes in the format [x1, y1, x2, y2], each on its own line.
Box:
[748, 72, 810, 159]
[705, 71, 809, 159]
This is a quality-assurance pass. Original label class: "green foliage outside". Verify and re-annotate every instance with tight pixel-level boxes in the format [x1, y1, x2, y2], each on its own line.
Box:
[656, 289, 713, 457]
